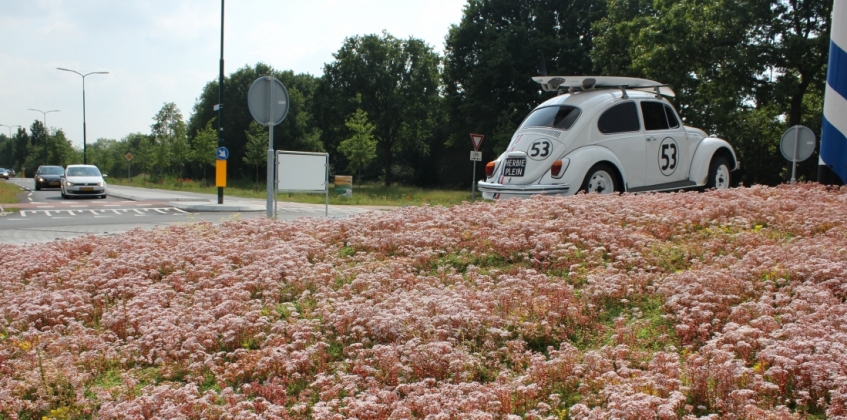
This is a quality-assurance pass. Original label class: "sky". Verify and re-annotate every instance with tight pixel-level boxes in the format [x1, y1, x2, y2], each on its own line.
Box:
[0, 0, 468, 150]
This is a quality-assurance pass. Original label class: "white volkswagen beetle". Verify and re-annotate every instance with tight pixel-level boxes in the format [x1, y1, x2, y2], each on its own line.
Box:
[478, 76, 739, 199]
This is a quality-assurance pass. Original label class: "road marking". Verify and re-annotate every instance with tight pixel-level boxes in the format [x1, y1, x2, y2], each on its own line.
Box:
[45, 211, 52, 217]
[173, 208, 187, 214]
[154, 209, 167, 214]
[133, 209, 144, 214]
[104, 205, 120, 207]
[67, 210, 76, 216]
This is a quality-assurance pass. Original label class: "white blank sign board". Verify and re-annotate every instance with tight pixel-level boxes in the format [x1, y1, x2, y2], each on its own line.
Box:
[276, 151, 328, 193]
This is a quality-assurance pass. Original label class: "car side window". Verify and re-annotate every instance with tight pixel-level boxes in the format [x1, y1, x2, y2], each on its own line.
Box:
[598, 101, 640, 134]
[664, 105, 680, 129]
[641, 101, 670, 131]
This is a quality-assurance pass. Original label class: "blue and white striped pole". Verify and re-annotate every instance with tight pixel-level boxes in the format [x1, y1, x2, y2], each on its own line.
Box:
[819, 0, 847, 184]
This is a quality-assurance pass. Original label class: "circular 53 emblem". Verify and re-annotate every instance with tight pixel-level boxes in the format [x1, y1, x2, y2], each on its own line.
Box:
[658, 137, 678, 176]
[527, 139, 553, 161]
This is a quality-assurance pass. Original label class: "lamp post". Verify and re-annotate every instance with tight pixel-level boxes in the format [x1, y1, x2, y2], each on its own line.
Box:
[57, 67, 109, 165]
[28, 109, 59, 163]
[0, 124, 21, 138]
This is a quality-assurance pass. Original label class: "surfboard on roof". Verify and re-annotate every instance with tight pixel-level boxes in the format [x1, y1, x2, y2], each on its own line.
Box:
[532, 75, 676, 97]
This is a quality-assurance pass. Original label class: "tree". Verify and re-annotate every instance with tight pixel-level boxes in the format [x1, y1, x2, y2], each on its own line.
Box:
[337, 109, 377, 181]
[14, 127, 30, 175]
[243, 121, 267, 186]
[187, 64, 322, 180]
[191, 118, 218, 185]
[317, 32, 441, 186]
[590, 0, 832, 185]
[444, 0, 605, 151]
[151, 102, 188, 180]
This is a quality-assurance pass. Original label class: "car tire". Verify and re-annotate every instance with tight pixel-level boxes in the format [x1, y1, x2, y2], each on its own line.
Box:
[35, 184, 41, 191]
[705, 156, 731, 190]
[61, 191, 67, 199]
[100, 194, 107, 199]
[580, 163, 621, 194]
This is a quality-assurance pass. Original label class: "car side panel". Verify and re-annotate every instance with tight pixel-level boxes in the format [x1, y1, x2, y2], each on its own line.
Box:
[540, 145, 627, 191]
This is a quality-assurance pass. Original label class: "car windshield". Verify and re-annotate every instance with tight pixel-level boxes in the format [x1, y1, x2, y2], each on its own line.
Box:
[66, 167, 102, 177]
[39, 166, 64, 175]
[517, 106, 582, 131]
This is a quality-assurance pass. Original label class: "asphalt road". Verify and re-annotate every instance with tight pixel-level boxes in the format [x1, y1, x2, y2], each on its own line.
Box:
[0, 179, 389, 246]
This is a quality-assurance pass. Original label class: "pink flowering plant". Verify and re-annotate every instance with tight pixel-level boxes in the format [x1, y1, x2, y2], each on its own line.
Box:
[2, 183, 847, 419]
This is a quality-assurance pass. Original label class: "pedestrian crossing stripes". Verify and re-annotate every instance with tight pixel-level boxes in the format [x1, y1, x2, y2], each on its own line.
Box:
[18, 207, 188, 217]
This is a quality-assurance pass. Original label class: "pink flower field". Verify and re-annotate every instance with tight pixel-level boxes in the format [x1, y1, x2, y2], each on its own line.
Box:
[2, 184, 847, 419]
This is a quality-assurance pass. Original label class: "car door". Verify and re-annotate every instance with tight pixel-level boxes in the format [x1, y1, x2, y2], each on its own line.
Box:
[595, 101, 646, 189]
[641, 101, 689, 187]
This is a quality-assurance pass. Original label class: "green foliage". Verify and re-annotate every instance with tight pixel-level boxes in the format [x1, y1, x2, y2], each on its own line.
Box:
[444, 0, 604, 152]
[243, 121, 267, 185]
[191, 118, 218, 184]
[187, 63, 322, 179]
[338, 108, 377, 180]
[591, 0, 831, 186]
[317, 31, 441, 186]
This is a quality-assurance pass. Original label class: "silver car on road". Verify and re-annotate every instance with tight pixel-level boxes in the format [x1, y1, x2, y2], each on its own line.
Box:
[61, 164, 107, 199]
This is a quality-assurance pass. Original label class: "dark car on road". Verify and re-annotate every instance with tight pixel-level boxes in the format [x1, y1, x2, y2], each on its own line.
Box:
[34, 165, 65, 190]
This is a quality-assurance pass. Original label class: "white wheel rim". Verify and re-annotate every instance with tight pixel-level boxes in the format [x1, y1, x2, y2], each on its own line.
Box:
[715, 165, 730, 189]
[588, 170, 615, 194]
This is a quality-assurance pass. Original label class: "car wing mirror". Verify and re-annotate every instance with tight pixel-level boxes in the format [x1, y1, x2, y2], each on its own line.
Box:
[103, 174, 108, 178]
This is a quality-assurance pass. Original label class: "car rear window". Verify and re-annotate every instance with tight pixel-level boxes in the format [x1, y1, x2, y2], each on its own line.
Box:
[517, 106, 582, 131]
[39, 166, 64, 175]
[598, 101, 640, 134]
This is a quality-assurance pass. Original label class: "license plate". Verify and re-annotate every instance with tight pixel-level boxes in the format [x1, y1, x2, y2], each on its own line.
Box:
[81, 187, 93, 191]
[50, 182, 59, 186]
[503, 158, 526, 177]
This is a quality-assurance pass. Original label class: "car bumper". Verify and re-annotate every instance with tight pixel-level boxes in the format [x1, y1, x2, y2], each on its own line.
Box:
[64, 187, 106, 196]
[477, 181, 570, 199]
[37, 180, 63, 188]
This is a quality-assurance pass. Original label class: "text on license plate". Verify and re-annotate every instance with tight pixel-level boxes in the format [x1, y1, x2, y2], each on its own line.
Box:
[503, 158, 526, 177]
[81, 187, 93, 191]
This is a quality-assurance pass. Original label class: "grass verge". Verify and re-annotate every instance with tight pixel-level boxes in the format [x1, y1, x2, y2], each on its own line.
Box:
[108, 175, 476, 207]
[0, 179, 23, 205]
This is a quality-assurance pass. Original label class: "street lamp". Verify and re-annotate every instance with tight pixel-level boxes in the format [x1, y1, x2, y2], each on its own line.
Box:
[28, 109, 60, 163]
[0, 124, 21, 138]
[57, 67, 109, 165]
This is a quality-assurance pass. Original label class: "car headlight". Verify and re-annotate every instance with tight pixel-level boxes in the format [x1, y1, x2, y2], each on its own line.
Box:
[38, 177, 44, 182]
[65, 181, 73, 187]
[97, 182, 103, 186]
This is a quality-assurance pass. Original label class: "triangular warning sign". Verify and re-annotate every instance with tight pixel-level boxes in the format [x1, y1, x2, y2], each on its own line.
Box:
[470, 133, 484, 151]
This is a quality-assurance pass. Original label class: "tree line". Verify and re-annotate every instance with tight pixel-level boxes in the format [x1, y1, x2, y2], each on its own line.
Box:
[0, 0, 832, 188]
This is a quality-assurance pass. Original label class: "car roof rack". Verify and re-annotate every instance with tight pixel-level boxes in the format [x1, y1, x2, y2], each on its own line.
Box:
[532, 75, 675, 98]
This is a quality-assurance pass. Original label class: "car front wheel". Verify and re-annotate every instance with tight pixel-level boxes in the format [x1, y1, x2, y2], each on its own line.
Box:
[580, 163, 620, 194]
[705, 156, 731, 190]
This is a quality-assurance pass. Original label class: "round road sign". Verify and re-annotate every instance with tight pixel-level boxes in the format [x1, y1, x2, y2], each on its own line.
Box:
[247, 76, 290, 127]
[780, 125, 816, 162]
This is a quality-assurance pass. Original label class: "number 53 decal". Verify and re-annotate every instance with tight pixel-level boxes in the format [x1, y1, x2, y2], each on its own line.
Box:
[528, 140, 552, 160]
[658, 137, 678, 176]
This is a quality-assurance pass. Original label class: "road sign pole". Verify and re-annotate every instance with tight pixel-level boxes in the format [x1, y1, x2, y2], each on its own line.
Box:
[472, 160, 477, 202]
[791, 126, 799, 184]
[267, 80, 275, 217]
